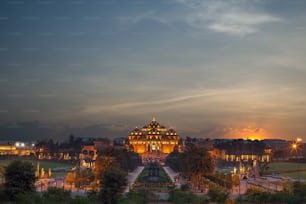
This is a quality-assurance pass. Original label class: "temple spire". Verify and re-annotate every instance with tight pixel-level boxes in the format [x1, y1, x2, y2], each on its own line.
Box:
[152, 116, 156, 122]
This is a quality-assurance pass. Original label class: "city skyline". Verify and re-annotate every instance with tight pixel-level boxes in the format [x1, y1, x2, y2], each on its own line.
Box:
[1, 0, 306, 141]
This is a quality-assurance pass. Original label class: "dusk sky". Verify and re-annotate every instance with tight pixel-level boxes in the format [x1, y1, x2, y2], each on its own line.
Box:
[1, 0, 306, 141]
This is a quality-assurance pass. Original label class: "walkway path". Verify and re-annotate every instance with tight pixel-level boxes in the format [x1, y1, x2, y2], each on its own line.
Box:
[163, 166, 185, 188]
[124, 166, 145, 193]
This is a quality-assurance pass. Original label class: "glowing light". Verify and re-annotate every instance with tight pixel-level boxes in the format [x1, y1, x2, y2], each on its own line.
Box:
[247, 135, 262, 141]
[297, 138, 303, 142]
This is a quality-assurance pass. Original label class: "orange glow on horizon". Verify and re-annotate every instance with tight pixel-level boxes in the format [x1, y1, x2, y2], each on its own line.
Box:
[217, 126, 272, 140]
[246, 135, 263, 141]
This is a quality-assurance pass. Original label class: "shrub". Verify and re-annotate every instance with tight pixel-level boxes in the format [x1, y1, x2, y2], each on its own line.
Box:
[208, 185, 230, 204]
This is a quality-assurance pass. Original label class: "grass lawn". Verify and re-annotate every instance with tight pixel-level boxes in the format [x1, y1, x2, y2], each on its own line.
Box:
[0, 158, 74, 178]
[0, 159, 73, 169]
[267, 162, 306, 179]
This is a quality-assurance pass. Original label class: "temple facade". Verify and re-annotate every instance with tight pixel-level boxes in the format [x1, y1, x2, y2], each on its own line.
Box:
[127, 117, 181, 155]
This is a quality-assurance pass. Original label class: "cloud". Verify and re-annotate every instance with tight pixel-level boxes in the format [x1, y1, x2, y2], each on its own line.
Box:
[114, 0, 282, 35]
[208, 23, 256, 35]
[116, 10, 169, 25]
[177, 0, 282, 35]
[80, 88, 243, 114]
[207, 12, 281, 35]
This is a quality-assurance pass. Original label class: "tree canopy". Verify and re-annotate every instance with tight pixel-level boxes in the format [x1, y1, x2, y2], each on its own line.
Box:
[4, 160, 36, 200]
[181, 144, 214, 178]
[99, 167, 127, 204]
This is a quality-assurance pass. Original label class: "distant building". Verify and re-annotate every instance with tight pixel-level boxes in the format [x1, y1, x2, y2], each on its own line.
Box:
[263, 139, 290, 160]
[0, 141, 34, 156]
[94, 138, 113, 152]
[113, 137, 127, 150]
[0, 142, 17, 155]
[126, 117, 183, 159]
[79, 145, 97, 169]
[79, 138, 113, 169]
[213, 139, 271, 162]
[185, 137, 214, 151]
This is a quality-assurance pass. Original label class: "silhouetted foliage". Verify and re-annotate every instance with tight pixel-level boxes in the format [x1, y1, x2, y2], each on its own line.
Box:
[35, 139, 58, 157]
[4, 160, 36, 200]
[114, 149, 142, 172]
[180, 183, 190, 191]
[165, 149, 181, 171]
[97, 148, 142, 172]
[273, 149, 288, 160]
[99, 167, 127, 204]
[258, 161, 270, 176]
[241, 187, 306, 204]
[181, 143, 214, 187]
[169, 188, 209, 204]
[118, 190, 149, 204]
[42, 187, 72, 203]
[15, 192, 42, 204]
[75, 169, 95, 188]
[208, 185, 230, 204]
[94, 156, 118, 180]
[0, 185, 9, 202]
[166, 144, 214, 179]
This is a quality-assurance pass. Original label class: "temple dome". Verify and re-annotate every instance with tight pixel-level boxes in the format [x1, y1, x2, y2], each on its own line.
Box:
[130, 127, 142, 135]
[166, 128, 177, 135]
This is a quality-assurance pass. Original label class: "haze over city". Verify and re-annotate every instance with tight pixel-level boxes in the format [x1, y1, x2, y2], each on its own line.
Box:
[1, 0, 306, 141]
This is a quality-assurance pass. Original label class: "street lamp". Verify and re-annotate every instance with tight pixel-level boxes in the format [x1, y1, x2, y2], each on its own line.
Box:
[291, 138, 303, 180]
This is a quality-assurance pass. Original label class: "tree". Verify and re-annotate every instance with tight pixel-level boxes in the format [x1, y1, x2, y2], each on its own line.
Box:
[268, 192, 300, 204]
[114, 149, 142, 172]
[0, 164, 4, 177]
[94, 155, 121, 181]
[42, 187, 72, 203]
[96, 148, 142, 172]
[4, 160, 36, 200]
[94, 156, 113, 180]
[75, 169, 94, 188]
[15, 192, 42, 204]
[181, 144, 214, 188]
[0, 185, 8, 202]
[208, 185, 230, 204]
[225, 173, 233, 189]
[35, 139, 59, 158]
[169, 188, 209, 204]
[165, 149, 181, 172]
[99, 167, 127, 204]
[247, 191, 271, 204]
[118, 190, 149, 204]
[180, 183, 190, 191]
[65, 172, 75, 189]
[273, 149, 287, 160]
[293, 181, 306, 196]
[232, 174, 240, 188]
[258, 161, 270, 176]
[0, 164, 4, 184]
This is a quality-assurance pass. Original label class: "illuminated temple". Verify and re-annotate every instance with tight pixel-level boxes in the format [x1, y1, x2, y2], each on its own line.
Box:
[127, 117, 182, 158]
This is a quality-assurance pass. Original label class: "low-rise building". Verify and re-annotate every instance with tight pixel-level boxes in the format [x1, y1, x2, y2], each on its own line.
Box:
[0, 141, 34, 156]
[213, 139, 271, 162]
